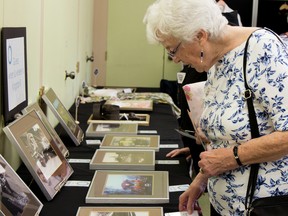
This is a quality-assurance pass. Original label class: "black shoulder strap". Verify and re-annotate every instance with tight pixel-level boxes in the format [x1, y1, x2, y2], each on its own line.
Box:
[243, 31, 260, 212]
[244, 28, 285, 212]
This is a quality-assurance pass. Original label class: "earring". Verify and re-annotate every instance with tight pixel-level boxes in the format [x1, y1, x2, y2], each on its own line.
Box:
[200, 49, 204, 63]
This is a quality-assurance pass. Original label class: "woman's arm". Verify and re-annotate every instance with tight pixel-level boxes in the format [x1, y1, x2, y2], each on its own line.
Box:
[198, 131, 288, 177]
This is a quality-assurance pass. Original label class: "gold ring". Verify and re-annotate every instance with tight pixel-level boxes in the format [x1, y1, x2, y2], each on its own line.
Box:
[200, 168, 204, 174]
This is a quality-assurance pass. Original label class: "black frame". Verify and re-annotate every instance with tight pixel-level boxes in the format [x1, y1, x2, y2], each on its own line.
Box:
[1, 27, 28, 125]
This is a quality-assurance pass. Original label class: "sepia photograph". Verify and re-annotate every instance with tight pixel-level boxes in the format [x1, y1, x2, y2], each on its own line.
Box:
[0, 154, 43, 216]
[22, 102, 69, 157]
[3, 109, 74, 201]
[86, 122, 138, 137]
[100, 135, 160, 152]
[90, 149, 155, 170]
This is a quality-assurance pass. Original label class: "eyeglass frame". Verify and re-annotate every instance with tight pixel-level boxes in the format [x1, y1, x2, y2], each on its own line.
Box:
[167, 42, 182, 58]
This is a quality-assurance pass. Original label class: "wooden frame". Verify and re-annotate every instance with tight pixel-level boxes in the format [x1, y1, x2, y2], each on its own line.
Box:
[85, 170, 169, 204]
[0, 154, 43, 215]
[104, 100, 153, 111]
[89, 149, 155, 170]
[22, 102, 69, 157]
[3, 110, 74, 201]
[100, 134, 160, 152]
[85, 122, 138, 137]
[42, 88, 84, 146]
[76, 207, 163, 216]
[87, 113, 150, 126]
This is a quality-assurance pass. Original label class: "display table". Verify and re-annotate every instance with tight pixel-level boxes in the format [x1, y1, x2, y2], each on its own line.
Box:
[17, 101, 192, 215]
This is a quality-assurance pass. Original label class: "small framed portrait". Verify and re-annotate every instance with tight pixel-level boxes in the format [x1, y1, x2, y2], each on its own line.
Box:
[42, 88, 84, 146]
[3, 109, 74, 201]
[100, 134, 160, 152]
[0, 154, 43, 216]
[85, 170, 169, 204]
[76, 206, 163, 216]
[22, 102, 69, 157]
[90, 149, 155, 170]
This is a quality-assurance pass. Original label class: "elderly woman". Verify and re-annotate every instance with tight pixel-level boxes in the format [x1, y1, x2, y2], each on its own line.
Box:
[143, 0, 288, 215]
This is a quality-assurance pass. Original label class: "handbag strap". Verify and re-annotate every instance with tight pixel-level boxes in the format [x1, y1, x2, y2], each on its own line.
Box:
[243, 28, 285, 212]
[243, 31, 260, 211]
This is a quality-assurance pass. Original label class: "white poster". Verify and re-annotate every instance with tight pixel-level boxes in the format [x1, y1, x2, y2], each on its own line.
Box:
[6, 37, 26, 111]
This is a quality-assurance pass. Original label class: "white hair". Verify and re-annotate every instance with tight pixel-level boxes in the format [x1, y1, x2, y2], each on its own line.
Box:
[143, 0, 228, 44]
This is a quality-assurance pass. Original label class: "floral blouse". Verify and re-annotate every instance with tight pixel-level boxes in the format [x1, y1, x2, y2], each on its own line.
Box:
[200, 29, 288, 215]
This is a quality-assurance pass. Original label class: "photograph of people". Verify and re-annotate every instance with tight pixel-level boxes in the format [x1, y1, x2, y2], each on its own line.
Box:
[143, 0, 288, 215]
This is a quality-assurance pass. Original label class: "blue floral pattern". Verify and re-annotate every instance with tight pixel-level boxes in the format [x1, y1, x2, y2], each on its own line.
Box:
[200, 29, 288, 215]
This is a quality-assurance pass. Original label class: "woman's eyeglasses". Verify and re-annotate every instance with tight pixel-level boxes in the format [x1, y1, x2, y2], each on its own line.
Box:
[167, 42, 182, 58]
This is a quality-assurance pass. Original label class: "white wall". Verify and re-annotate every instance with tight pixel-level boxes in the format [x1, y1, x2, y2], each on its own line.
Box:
[0, 0, 94, 169]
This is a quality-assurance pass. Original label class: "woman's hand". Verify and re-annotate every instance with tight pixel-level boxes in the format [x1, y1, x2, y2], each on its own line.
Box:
[179, 173, 208, 214]
[198, 147, 238, 177]
[166, 147, 191, 160]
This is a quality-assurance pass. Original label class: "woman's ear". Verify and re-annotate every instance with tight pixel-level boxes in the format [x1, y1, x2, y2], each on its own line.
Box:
[197, 30, 208, 44]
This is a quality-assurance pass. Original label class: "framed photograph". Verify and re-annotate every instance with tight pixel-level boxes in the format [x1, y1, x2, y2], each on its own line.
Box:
[42, 88, 84, 146]
[100, 134, 160, 152]
[87, 113, 150, 126]
[0, 154, 43, 216]
[22, 102, 69, 157]
[85, 170, 169, 204]
[3, 109, 74, 201]
[1, 27, 28, 125]
[89, 149, 155, 170]
[76, 206, 163, 216]
[86, 122, 138, 137]
[104, 100, 153, 111]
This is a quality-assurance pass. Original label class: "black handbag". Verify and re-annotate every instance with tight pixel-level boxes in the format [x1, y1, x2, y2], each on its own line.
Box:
[243, 29, 288, 216]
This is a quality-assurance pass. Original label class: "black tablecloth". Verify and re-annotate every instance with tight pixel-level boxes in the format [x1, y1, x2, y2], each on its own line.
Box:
[17, 101, 192, 215]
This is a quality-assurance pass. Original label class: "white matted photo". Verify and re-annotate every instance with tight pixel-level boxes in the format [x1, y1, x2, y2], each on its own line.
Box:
[90, 149, 155, 170]
[76, 206, 163, 216]
[104, 100, 153, 111]
[42, 88, 84, 146]
[22, 102, 69, 157]
[86, 122, 138, 137]
[3, 110, 74, 201]
[100, 134, 160, 152]
[85, 170, 169, 204]
[0, 154, 43, 216]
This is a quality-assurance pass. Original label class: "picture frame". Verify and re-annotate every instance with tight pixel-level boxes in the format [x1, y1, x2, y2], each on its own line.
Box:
[0, 154, 43, 216]
[100, 134, 160, 152]
[76, 206, 163, 216]
[42, 88, 84, 146]
[3, 109, 74, 201]
[104, 100, 153, 111]
[22, 102, 69, 157]
[89, 149, 155, 170]
[86, 122, 138, 137]
[87, 113, 150, 126]
[85, 170, 169, 204]
[1, 27, 28, 125]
